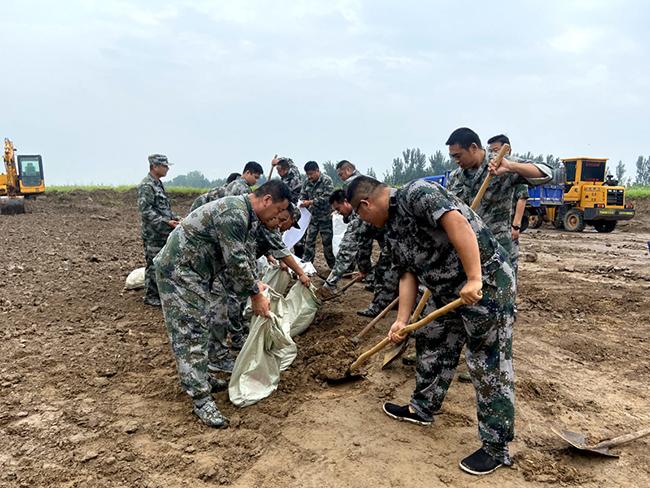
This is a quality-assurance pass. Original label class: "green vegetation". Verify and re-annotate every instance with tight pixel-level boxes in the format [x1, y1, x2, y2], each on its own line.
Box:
[47, 185, 205, 194]
[627, 186, 650, 198]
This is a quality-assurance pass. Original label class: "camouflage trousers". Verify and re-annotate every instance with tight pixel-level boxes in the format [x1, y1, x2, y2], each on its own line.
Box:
[142, 240, 165, 301]
[410, 266, 516, 463]
[326, 217, 362, 288]
[368, 248, 399, 311]
[206, 280, 247, 362]
[155, 269, 216, 401]
[510, 238, 520, 277]
[303, 216, 335, 269]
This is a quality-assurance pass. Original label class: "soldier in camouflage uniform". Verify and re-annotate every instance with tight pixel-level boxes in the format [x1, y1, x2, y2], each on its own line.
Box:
[190, 172, 240, 212]
[300, 161, 335, 268]
[446, 129, 551, 259]
[272, 157, 303, 204]
[225, 161, 264, 196]
[510, 183, 529, 276]
[137, 154, 180, 307]
[348, 175, 516, 476]
[327, 190, 397, 316]
[154, 180, 291, 428]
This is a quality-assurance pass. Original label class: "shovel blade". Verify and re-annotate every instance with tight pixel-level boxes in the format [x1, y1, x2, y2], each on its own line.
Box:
[551, 427, 619, 458]
[381, 337, 410, 369]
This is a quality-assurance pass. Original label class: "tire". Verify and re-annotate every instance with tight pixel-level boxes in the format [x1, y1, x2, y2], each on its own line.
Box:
[594, 221, 616, 233]
[528, 213, 543, 229]
[563, 209, 585, 232]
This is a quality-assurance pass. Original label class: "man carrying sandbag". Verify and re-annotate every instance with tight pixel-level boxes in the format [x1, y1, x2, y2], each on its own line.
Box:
[154, 180, 292, 428]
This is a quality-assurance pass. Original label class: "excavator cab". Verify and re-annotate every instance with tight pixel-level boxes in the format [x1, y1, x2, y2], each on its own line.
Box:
[17, 155, 45, 195]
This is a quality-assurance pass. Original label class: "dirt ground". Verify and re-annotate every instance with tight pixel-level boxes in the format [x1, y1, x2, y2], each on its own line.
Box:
[1, 190, 649, 488]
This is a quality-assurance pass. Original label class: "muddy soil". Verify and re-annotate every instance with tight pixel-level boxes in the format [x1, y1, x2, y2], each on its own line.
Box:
[1, 190, 649, 487]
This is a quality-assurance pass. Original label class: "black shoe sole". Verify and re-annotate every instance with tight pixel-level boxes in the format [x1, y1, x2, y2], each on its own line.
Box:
[382, 404, 431, 426]
[459, 461, 504, 476]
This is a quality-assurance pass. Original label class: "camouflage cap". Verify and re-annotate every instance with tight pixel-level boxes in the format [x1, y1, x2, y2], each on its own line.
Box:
[148, 154, 172, 166]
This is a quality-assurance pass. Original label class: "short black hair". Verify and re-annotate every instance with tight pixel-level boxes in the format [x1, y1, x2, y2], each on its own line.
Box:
[254, 179, 291, 203]
[277, 158, 293, 170]
[336, 160, 355, 170]
[487, 134, 510, 146]
[346, 176, 386, 209]
[243, 161, 264, 175]
[226, 172, 240, 184]
[329, 189, 347, 205]
[304, 161, 319, 172]
[445, 128, 482, 150]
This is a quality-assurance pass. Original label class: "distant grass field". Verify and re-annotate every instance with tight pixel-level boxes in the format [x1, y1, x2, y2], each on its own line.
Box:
[47, 185, 206, 194]
[628, 186, 650, 198]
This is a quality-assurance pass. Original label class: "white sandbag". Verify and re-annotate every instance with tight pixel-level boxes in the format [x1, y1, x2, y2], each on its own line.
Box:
[229, 289, 297, 408]
[289, 255, 318, 276]
[262, 266, 292, 296]
[124, 267, 145, 290]
[283, 205, 311, 249]
[285, 282, 321, 337]
[332, 213, 348, 256]
[256, 256, 270, 277]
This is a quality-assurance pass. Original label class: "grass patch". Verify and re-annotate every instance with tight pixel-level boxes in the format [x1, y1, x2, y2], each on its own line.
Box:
[47, 185, 207, 194]
[627, 186, 650, 198]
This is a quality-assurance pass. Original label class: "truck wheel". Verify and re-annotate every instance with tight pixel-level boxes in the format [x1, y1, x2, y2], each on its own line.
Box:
[563, 209, 585, 232]
[528, 214, 543, 229]
[594, 221, 616, 233]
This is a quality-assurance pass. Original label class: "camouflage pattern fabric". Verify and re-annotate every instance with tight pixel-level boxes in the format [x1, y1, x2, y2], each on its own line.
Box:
[384, 180, 516, 463]
[225, 177, 252, 196]
[446, 153, 550, 257]
[510, 184, 529, 276]
[279, 160, 303, 203]
[190, 186, 227, 212]
[301, 174, 335, 267]
[153, 196, 259, 400]
[137, 173, 178, 300]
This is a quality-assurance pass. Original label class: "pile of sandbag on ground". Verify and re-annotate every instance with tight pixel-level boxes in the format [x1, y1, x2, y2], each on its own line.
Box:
[229, 266, 321, 407]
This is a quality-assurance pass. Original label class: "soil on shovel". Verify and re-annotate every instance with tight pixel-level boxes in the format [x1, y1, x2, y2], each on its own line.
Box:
[299, 335, 361, 382]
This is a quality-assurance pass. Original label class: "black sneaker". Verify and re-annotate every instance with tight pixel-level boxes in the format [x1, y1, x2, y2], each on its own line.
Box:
[192, 398, 229, 428]
[459, 448, 504, 476]
[382, 402, 431, 426]
[356, 307, 379, 318]
[401, 352, 417, 366]
[143, 297, 161, 307]
[208, 376, 228, 393]
[207, 357, 235, 374]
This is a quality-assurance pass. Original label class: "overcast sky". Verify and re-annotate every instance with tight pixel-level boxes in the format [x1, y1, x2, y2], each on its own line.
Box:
[3, 0, 649, 185]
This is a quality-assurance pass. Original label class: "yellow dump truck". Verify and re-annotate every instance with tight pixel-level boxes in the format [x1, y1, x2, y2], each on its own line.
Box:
[1, 138, 46, 214]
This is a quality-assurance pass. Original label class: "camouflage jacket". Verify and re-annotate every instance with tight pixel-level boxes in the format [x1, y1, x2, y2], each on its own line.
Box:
[342, 169, 362, 191]
[153, 195, 258, 300]
[254, 224, 291, 260]
[190, 186, 227, 212]
[300, 174, 334, 219]
[512, 183, 529, 220]
[225, 177, 252, 196]
[137, 173, 178, 243]
[446, 153, 550, 251]
[281, 163, 304, 203]
[385, 180, 507, 298]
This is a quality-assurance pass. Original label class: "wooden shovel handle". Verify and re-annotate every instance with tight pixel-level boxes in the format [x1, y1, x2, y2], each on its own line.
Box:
[470, 143, 510, 210]
[592, 426, 650, 449]
[351, 297, 399, 342]
[350, 297, 464, 370]
[268, 154, 278, 180]
[322, 274, 364, 302]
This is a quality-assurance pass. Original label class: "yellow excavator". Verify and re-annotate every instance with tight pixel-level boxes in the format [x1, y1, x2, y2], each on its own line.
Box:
[1, 138, 45, 214]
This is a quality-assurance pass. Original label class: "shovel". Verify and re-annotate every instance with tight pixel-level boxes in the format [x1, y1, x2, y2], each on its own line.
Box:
[381, 289, 432, 368]
[348, 297, 465, 373]
[317, 274, 364, 302]
[379, 143, 511, 369]
[350, 297, 399, 344]
[551, 425, 650, 458]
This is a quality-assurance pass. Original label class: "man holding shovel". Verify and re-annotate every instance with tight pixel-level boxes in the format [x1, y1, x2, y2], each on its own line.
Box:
[347, 175, 516, 476]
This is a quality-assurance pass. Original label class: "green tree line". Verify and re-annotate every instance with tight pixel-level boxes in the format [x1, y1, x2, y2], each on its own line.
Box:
[166, 152, 650, 189]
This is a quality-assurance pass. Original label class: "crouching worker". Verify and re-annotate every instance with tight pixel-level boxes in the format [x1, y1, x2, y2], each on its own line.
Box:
[154, 180, 292, 428]
[347, 176, 516, 476]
